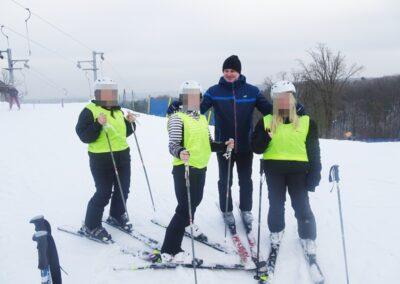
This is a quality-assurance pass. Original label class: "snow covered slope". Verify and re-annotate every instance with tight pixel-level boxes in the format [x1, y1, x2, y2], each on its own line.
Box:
[0, 102, 399, 283]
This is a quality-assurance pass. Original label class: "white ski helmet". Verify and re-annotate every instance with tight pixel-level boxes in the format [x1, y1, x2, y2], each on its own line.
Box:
[179, 80, 202, 95]
[94, 77, 118, 92]
[93, 77, 119, 107]
[270, 80, 296, 99]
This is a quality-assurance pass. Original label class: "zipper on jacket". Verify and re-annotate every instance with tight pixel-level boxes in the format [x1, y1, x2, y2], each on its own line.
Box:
[232, 82, 238, 154]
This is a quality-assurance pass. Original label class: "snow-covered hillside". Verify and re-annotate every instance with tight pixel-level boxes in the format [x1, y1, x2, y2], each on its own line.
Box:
[0, 102, 399, 283]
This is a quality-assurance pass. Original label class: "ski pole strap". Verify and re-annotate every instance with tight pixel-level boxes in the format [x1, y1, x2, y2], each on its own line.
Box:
[329, 164, 340, 183]
[33, 231, 50, 270]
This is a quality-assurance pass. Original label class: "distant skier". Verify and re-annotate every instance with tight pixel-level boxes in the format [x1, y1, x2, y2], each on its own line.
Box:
[75, 77, 136, 242]
[160, 80, 234, 262]
[8, 87, 21, 110]
[251, 80, 321, 255]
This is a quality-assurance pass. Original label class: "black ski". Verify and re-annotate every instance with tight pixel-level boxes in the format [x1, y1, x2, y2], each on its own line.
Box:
[150, 218, 234, 254]
[57, 225, 114, 245]
[103, 220, 160, 250]
[113, 261, 251, 271]
[256, 242, 281, 284]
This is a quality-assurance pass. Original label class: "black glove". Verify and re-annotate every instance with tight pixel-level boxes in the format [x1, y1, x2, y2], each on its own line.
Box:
[251, 119, 271, 154]
[167, 100, 182, 115]
[306, 171, 321, 192]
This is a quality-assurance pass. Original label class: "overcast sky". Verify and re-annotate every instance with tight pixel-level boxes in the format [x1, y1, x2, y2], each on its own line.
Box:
[0, 0, 399, 99]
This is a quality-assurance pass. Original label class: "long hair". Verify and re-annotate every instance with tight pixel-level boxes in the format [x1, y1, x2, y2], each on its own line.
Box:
[270, 92, 299, 134]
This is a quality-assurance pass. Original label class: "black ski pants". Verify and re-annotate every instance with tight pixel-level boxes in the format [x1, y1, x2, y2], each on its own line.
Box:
[265, 171, 316, 240]
[161, 165, 206, 255]
[217, 151, 253, 212]
[84, 149, 131, 230]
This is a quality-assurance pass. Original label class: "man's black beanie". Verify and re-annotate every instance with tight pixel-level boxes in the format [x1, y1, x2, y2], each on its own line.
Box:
[222, 55, 241, 74]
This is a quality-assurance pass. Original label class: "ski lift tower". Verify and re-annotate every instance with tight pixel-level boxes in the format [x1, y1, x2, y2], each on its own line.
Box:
[77, 51, 104, 81]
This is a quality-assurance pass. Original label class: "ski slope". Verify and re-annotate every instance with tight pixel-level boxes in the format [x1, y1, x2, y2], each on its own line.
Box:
[0, 102, 399, 284]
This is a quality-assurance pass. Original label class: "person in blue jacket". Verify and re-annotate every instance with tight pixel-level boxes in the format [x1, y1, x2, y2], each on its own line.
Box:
[202, 55, 272, 229]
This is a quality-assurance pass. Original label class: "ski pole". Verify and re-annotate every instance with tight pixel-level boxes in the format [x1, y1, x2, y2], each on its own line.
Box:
[223, 145, 233, 239]
[104, 127, 130, 222]
[184, 162, 198, 284]
[254, 159, 264, 280]
[32, 231, 52, 284]
[130, 122, 156, 212]
[329, 165, 350, 284]
[30, 216, 65, 283]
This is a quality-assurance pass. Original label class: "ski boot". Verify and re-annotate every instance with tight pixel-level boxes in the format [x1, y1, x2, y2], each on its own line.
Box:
[185, 223, 208, 241]
[80, 224, 112, 242]
[106, 213, 133, 233]
[223, 211, 236, 227]
[240, 210, 254, 232]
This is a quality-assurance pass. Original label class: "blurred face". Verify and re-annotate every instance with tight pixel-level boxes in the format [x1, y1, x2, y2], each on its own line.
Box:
[95, 89, 119, 107]
[276, 93, 291, 109]
[181, 90, 201, 112]
[223, 69, 240, 83]
[276, 92, 291, 116]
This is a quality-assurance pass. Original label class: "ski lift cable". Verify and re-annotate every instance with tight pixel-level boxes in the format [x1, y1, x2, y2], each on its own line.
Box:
[27, 69, 74, 97]
[1, 25, 10, 48]
[104, 60, 130, 89]
[2, 25, 77, 66]
[24, 7, 32, 56]
[9, 0, 93, 51]
[27, 66, 70, 95]
[8, 0, 130, 92]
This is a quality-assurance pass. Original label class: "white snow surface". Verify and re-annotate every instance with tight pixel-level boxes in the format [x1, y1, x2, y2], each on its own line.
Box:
[0, 102, 399, 284]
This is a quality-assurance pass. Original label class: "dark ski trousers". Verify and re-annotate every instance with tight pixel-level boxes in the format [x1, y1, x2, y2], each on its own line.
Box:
[161, 165, 206, 255]
[265, 171, 316, 240]
[84, 149, 131, 230]
[217, 151, 253, 212]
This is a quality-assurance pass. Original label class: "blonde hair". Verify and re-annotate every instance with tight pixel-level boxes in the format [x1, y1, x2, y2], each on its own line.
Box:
[270, 92, 299, 134]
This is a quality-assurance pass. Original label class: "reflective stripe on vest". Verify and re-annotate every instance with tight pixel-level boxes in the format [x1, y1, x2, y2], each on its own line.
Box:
[262, 114, 310, 161]
[86, 103, 129, 153]
[171, 112, 211, 169]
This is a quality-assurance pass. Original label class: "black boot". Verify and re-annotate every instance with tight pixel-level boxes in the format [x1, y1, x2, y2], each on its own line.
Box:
[80, 224, 112, 242]
[106, 214, 133, 232]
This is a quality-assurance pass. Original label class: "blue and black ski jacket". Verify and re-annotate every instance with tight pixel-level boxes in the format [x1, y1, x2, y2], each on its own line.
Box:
[201, 75, 272, 153]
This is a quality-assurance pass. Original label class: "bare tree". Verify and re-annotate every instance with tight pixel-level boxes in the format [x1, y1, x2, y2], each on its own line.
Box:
[297, 43, 363, 137]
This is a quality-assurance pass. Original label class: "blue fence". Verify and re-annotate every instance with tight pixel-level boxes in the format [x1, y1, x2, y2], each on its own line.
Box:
[148, 97, 215, 125]
[149, 97, 170, 117]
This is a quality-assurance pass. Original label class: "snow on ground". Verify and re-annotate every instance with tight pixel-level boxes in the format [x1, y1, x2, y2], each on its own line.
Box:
[0, 102, 399, 283]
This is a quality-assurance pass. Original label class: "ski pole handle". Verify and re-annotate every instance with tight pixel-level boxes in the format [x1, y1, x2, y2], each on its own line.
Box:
[329, 165, 340, 182]
[223, 138, 234, 160]
[30, 215, 46, 231]
[33, 231, 50, 270]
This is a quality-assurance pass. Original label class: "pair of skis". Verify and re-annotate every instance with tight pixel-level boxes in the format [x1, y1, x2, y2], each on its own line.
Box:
[57, 218, 160, 250]
[217, 202, 265, 270]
